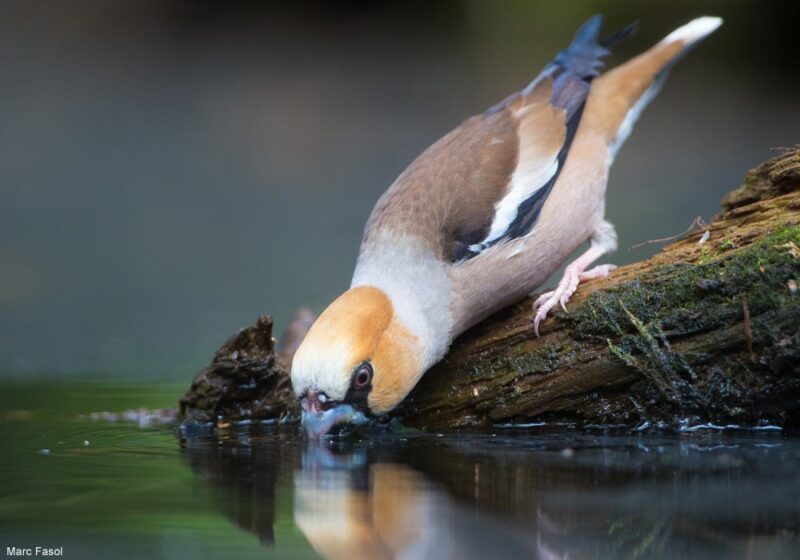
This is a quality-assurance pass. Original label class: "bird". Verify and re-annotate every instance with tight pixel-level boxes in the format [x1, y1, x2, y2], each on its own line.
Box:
[291, 15, 723, 437]
[294, 450, 565, 559]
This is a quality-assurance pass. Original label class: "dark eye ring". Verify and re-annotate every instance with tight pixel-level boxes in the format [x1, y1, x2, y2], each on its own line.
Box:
[353, 362, 373, 389]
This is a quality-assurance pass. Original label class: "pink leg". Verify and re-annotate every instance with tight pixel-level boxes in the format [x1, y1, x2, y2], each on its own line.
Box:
[532, 220, 618, 336]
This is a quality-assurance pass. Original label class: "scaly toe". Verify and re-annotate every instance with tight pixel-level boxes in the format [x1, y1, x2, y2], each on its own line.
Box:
[533, 291, 554, 310]
[579, 263, 618, 281]
[532, 292, 561, 337]
[533, 315, 542, 337]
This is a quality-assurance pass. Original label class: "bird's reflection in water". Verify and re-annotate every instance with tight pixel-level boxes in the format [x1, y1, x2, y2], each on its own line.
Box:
[179, 429, 799, 560]
[294, 445, 552, 559]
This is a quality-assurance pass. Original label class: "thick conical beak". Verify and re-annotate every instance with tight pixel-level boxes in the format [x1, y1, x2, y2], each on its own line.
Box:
[300, 391, 368, 438]
[301, 403, 368, 438]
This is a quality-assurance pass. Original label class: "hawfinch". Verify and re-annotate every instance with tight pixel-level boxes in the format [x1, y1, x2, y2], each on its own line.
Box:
[291, 15, 722, 437]
[295, 456, 547, 559]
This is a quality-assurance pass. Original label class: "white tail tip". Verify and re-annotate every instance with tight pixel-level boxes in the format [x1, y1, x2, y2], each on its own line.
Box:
[663, 16, 723, 45]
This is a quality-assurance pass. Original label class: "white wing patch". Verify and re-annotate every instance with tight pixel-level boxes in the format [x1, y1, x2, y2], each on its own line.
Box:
[471, 160, 559, 251]
[469, 103, 564, 253]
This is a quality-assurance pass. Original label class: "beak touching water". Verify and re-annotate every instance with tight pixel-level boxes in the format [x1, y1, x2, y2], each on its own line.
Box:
[300, 390, 369, 439]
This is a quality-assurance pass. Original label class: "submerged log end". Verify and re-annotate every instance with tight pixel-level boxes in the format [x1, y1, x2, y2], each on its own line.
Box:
[178, 315, 300, 426]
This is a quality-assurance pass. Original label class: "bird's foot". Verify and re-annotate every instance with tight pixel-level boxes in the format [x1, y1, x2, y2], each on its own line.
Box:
[532, 264, 617, 336]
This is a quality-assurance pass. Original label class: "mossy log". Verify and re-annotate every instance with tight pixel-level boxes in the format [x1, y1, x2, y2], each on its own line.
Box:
[180, 149, 800, 430]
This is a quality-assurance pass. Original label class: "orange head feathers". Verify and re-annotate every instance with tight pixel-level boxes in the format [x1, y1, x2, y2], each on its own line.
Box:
[291, 286, 423, 436]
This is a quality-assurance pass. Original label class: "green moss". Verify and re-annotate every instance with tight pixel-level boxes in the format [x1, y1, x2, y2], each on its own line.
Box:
[573, 225, 800, 340]
[505, 342, 567, 375]
[696, 245, 712, 265]
[698, 237, 741, 265]
[605, 303, 700, 403]
[566, 225, 800, 412]
[770, 221, 800, 244]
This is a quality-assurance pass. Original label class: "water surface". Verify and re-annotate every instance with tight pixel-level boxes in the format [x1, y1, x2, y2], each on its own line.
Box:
[1, 378, 798, 559]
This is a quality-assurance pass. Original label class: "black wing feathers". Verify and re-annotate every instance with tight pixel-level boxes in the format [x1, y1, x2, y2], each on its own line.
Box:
[459, 15, 635, 261]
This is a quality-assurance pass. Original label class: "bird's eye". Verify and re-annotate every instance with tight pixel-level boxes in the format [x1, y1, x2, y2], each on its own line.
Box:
[353, 362, 373, 389]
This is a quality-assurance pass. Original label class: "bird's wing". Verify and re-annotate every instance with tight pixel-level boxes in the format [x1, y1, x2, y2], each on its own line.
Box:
[455, 15, 637, 261]
[361, 16, 635, 263]
[455, 77, 574, 260]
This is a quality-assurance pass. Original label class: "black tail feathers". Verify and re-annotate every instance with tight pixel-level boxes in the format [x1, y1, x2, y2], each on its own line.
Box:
[602, 20, 639, 49]
[555, 15, 638, 78]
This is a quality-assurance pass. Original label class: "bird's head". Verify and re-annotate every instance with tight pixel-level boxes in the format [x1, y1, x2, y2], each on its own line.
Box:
[291, 286, 423, 438]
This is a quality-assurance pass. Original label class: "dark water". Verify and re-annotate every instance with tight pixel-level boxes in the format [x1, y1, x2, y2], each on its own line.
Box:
[2, 379, 799, 559]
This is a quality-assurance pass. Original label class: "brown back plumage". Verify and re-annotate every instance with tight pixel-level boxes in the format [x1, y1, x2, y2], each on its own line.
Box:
[363, 107, 519, 261]
[362, 15, 632, 262]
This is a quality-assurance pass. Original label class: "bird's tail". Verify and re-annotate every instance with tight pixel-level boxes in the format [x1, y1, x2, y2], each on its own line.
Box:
[585, 16, 723, 159]
[523, 16, 638, 129]
[552, 15, 638, 80]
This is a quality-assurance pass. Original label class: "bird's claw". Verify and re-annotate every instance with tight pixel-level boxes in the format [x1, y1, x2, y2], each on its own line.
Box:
[531, 263, 617, 337]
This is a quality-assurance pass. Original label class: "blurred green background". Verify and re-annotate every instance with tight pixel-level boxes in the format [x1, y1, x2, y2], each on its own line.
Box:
[1, 0, 798, 378]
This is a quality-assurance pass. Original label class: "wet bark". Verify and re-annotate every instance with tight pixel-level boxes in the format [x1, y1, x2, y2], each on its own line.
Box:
[179, 149, 800, 430]
[178, 315, 298, 425]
